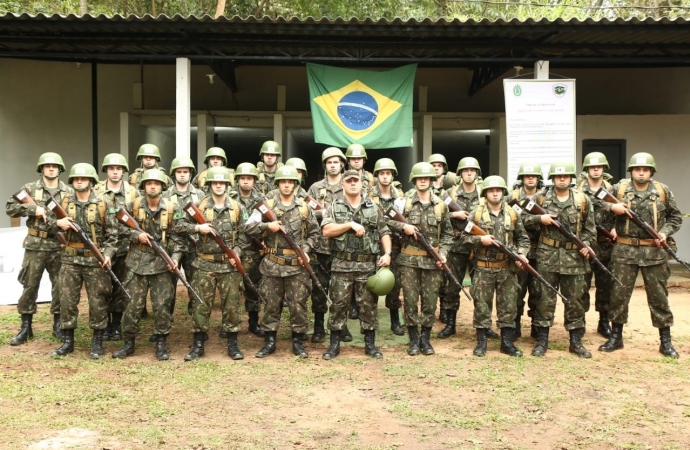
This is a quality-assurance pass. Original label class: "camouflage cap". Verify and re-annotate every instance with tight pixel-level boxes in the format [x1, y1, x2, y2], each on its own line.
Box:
[342, 170, 361, 181]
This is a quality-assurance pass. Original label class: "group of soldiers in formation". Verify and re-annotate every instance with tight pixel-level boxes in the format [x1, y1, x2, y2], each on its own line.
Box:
[5, 141, 683, 361]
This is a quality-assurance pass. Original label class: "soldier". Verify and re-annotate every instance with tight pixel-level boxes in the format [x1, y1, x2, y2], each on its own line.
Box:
[428, 153, 458, 197]
[395, 162, 453, 356]
[112, 169, 184, 361]
[192, 147, 234, 193]
[51, 163, 118, 358]
[128, 143, 172, 189]
[577, 152, 616, 338]
[345, 144, 376, 191]
[284, 157, 310, 198]
[245, 166, 320, 358]
[306, 147, 351, 343]
[321, 170, 392, 360]
[94, 153, 140, 342]
[6, 152, 71, 344]
[509, 162, 543, 339]
[523, 161, 596, 358]
[181, 167, 250, 361]
[369, 158, 405, 336]
[462, 176, 530, 357]
[599, 152, 682, 358]
[255, 140, 283, 194]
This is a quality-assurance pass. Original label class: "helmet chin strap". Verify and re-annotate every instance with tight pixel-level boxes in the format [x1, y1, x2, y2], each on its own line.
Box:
[74, 184, 91, 193]
[147, 191, 162, 198]
[416, 184, 431, 192]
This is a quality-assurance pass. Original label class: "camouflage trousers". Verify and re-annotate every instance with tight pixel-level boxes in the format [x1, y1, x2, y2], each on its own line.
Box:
[328, 269, 378, 331]
[242, 250, 263, 313]
[59, 262, 111, 330]
[121, 271, 175, 340]
[582, 257, 612, 313]
[608, 262, 673, 328]
[309, 252, 331, 314]
[533, 272, 586, 331]
[191, 268, 242, 333]
[106, 254, 128, 314]
[399, 265, 443, 328]
[260, 271, 311, 333]
[516, 258, 541, 321]
[16, 248, 61, 315]
[383, 250, 402, 310]
[176, 251, 197, 310]
[470, 268, 519, 329]
[442, 252, 472, 311]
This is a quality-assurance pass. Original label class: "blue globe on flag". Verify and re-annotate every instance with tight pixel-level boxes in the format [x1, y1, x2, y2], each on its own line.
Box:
[337, 91, 378, 131]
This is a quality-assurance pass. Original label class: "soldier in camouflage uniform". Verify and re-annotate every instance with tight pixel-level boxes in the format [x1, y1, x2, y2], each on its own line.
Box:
[51, 163, 118, 359]
[395, 162, 454, 356]
[428, 153, 458, 197]
[245, 166, 320, 358]
[462, 176, 530, 357]
[255, 141, 283, 195]
[509, 162, 543, 339]
[523, 161, 596, 358]
[369, 158, 405, 336]
[306, 148, 351, 343]
[192, 147, 234, 193]
[577, 152, 616, 338]
[599, 152, 682, 358]
[128, 143, 173, 190]
[6, 152, 72, 345]
[112, 169, 185, 361]
[321, 170, 392, 360]
[179, 166, 250, 361]
[94, 153, 140, 342]
[345, 144, 376, 195]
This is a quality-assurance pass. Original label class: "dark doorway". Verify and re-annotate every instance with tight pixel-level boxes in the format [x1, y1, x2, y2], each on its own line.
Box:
[582, 139, 626, 183]
[432, 130, 491, 176]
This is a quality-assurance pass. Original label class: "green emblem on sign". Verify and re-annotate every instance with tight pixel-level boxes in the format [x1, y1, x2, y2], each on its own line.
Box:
[553, 84, 567, 98]
[513, 85, 522, 96]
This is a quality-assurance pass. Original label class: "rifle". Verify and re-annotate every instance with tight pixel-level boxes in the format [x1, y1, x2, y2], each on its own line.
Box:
[509, 198, 623, 286]
[255, 199, 331, 304]
[183, 202, 266, 303]
[596, 224, 616, 243]
[12, 188, 134, 301]
[304, 195, 323, 211]
[595, 187, 690, 272]
[384, 205, 473, 302]
[464, 220, 570, 304]
[115, 207, 203, 304]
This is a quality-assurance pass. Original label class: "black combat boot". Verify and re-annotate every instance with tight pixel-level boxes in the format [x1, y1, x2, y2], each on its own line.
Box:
[156, 335, 170, 361]
[363, 330, 383, 359]
[140, 304, 149, 319]
[341, 325, 353, 342]
[248, 311, 265, 338]
[112, 339, 135, 359]
[438, 308, 448, 324]
[659, 327, 680, 359]
[219, 330, 229, 339]
[530, 324, 539, 339]
[184, 332, 205, 361]
[255, 331, 277, 358]
[102, 315, 112, 341]
[149, 334, 161, 342]
[322, 330, 341, 360]
[514, 316, 522, 340]
[227, 332, 244, 360]
[407, 326, 420, 356]
[597, 311, 612, 338]
[500, 328, 523, 357]
[90, 329, 105, 359]
[486, 327, 500, 340]
[568, 329, 592, 358]
[473, 328, 487, 357]
[52, 314, 63, 341]
[292, 332, 309, 358]
[311, 312, 326, 343]
[437, 309, 457, 339]
[419, 326, 435, 356]
[10, 314, 34, 346]
[348, 299, 359, 320]
[187, 298, 193, 315]
[51, 329, 75, 357]
[531, 326, 550, 357]
[109, 312, 123, 341]
[598, 323, 624, 353]
[389, 309, 404, 336]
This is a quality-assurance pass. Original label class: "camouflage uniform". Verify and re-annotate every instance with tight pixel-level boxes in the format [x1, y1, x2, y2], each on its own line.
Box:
[129, 166, 173, 193]
[236, 187, 267, 314]
[370, 185, 404, 310]
[255, 164, 280, 195]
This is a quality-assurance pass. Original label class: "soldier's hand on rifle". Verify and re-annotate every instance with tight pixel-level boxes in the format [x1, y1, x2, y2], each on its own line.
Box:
[402, 224, 418, 237]
[101, 256, 112, 269]
[267, 220, 283, 233]
[451, 210, 469, 220]
[350, 221, 365, 237]
[196, 223, 216, 236]
[540, 214, 557, 225]
[167, 259, 179, 272]
[34, 206, 47, 223]
[56, 217, 77, 231]
[610, 228, 618, 240]
[655, 232, 667, 247]
[298, 254, 310, 265]
[580, 246, 595, 259]
[137, 231, 153, 246]
[610, 203, 630, 216]
[377, 253, 391, 267]
[515, 254, 529, 269]
[435, 255, 447, 269]
[229, 258, 237, 268]
[480, 235, 495, 247]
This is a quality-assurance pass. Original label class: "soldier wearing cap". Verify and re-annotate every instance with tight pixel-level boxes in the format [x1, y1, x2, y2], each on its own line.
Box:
[345, 144, 375, 195]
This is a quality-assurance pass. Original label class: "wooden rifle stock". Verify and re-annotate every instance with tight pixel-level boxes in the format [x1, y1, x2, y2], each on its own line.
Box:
[304, 195, 323, 211]
[596, 224, 616, 243]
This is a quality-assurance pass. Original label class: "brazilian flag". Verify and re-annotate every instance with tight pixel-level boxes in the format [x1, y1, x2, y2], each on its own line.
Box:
[307, 63, 417, 149]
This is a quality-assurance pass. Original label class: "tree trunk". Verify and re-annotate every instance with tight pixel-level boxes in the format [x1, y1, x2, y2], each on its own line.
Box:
[79, 0, 88, 16]
[215, 0, 227, 19]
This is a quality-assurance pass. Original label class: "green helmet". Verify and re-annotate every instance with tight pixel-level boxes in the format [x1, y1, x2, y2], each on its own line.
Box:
[456, 157, 482, 176]
[285, 157, 308, 177]
[481, 175, 508, 197]
[517, 162, 543, 179]
[259, 141, 282, 156]
[170, 157, 196, 175]
[206, 166, 232, 184]
[409, 162, 435, 183]
[136, 144, 161, 161]
[101, 153, 129, 173]
[234, 162, 259, 180]
[204, 147, 227, 166]
[548, 160, 577, 179]
[366, 267, 395, 296]
[274, 165, 300, 183]
[582, 152, 610, 171]
[36, 152, 66, 173]
[138, 168, 168, 191]
[428, 154, 448, 172]
[373, 158, 398, 177]
[627, 152, 657, 173]
[68, 163, 99, 185]
[321, 147, 347, 172]
[345, 143, 367, 160]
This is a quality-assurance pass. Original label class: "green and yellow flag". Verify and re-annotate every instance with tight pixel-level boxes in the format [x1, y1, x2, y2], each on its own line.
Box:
[307, 63, 417, 149]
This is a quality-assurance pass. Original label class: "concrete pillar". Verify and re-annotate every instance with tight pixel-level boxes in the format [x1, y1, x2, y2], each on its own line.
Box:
[534, 60, 549, 80]
[277, 85, 287, 111]
[419, 114, 433, 161]
[196, 114, 215, 170]
[176, 57, 191, 158]
[274, 114, 288, 159]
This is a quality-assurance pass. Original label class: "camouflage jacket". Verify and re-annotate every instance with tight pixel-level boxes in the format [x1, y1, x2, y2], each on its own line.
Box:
[447, 184, 482, 254]
[94, 180, 140, 256]
[577, 178, 615, 260]
[255, 166, 279, 195]
[236, 187, 268, 257]
[307, 178, 344, 254]
[369, 184, 404, 250]
[165, 184, 203, 239]
[5, 178, 72, 251]
[509, 186, 541, 260]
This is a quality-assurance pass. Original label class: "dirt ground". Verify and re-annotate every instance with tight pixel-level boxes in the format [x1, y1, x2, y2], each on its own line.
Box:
[1, 287, 689, 450]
